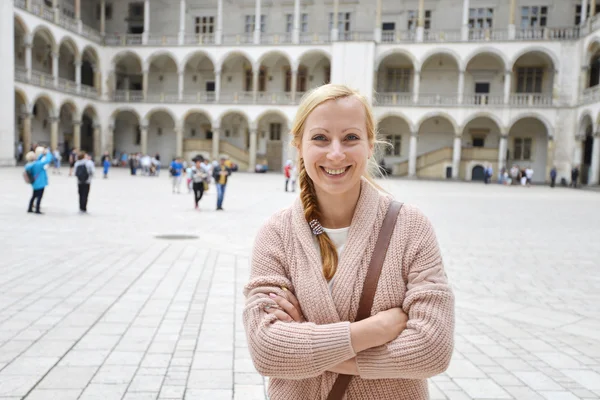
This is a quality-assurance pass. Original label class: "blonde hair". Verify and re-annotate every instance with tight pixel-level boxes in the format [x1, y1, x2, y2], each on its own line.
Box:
[25, 151, 36, 162]
[291, 84, 385, 281]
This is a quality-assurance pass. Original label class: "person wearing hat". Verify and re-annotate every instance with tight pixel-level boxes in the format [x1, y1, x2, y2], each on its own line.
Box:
[212, 156, 232, 211]
[24, 147, 53, 214]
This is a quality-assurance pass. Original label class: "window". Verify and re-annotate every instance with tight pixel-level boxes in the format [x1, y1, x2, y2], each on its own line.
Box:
[301, 13, 308, 32]
[382, 22, 395, 31]
[407, 10, 431, 30]
[329, 12, 351, 32]
[285, 67, 307, 92]
[245, 68, 267, 91]
[575, 4, 600, 24]
[270, 123, 282, 141]
[285, 14, 307, 33]
[195, 16, 214, 34]
[472, 137, 485, 147]
[245, 15, 266, 33]
[469, 8, 493, 29]
[521, 6, 547, 28]
[516, 67, 544, 93]
[385, 68, 411, 92]
[129, 2, 144, 19]
[513, 138, 532, 161]
[97, 3, 113, 20]
[385, 135, 401, 156]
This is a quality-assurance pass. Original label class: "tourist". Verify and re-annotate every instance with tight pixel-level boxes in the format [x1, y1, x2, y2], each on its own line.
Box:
[525, 166, 534, 187]
[74, 151, 95, 213]
[571, 165, 580, 188]
[102, 153, 111, 179]
[192, 156, 209, 210]
[68, 147, 77, 176]
[52, 148, 62, 174]
[212, 156, 231, 211]
[242, 84, 454, 400]
[24, 147, 53, 214]
[170, 156, 184, 194]
[284, 159, 292, 191]
[550, 166, 557, 188]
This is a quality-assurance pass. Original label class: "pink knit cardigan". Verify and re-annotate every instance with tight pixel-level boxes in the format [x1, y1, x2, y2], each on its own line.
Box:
[243, 179, 455, 399]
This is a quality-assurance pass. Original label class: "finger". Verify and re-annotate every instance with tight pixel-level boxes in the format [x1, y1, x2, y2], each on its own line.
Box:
[270, 294, 303, 322]
[281, 289, 303, 315]
[265, 308, 293, 322]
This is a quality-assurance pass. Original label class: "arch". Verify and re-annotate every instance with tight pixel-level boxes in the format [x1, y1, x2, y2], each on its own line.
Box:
[218, 109, 251, 127]
[183, 108, 212, 123]
[59, 100, 79, 118]
[254, 109, 291, 128]
[181, 50, 217, 73]
[420, 48, 461, 71]
[586, 37, 600, 64]
[416, 111, 459, 134]
[217, 50, 255, 71]
[14, 14, 29, 36]
[257, 50, 292, 68]
[111, 107, 142, 123]
[145, 50, 179, 70]
[31, 25, 57, 51]
[144, 107, 178, 126]
[510, 46, 559, 71]
[461, 112, 504, 134]
[508, 113, 553, 138]
[58, 36, 80, 60]
[31, 93, 56, 116]
[579, 110, 594, 127]
[82, 45, 99, 63]
[462, 47, 508, 71]
[298, 48, 332, 65]
[82, 104, 99, 120]
[376, 111, 415, 133]
[112, 50, 143, 69]
[14, 88, 28, 107]
[375, 49, 418, 71]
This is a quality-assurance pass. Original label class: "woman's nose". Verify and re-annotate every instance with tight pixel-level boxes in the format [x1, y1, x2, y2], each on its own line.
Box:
[326, 141, 346, 161]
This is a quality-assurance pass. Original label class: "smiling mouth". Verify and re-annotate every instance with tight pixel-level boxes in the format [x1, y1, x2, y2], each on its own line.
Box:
[321, 166, 351, 176]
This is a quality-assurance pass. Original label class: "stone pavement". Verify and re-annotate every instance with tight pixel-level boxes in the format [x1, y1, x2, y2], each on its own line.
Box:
[0, 166, 599, 400]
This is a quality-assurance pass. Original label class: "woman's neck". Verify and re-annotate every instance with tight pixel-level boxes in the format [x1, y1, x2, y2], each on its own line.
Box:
[315, 181, 361, 229]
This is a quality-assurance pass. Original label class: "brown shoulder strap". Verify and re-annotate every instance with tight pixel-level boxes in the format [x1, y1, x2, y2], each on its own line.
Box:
[326, 200, 403, 400]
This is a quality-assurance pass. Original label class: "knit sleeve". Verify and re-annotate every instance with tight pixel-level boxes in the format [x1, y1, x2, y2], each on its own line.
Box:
[355, 208, 455, 380]
[243, 214, 356, 380]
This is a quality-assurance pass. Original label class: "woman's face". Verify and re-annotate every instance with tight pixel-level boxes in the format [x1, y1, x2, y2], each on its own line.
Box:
[299, 96, 372, 197]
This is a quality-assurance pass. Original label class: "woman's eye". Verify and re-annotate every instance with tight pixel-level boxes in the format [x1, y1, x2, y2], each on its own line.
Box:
[311, 135, 327, 141]
[346, 134, 360, 140]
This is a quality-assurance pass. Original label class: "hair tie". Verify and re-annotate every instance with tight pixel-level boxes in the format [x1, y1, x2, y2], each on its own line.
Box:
[309, 219, 324, 236]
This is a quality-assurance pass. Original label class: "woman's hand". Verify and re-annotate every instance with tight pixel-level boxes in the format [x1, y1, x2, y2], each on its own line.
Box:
[350, 307, 409, 353]
[373, 307, 409, 344]
[264, 288, 306, 323]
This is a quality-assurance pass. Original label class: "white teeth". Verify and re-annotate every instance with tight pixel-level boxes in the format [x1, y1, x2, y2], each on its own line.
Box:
[324, 168, 347, 175]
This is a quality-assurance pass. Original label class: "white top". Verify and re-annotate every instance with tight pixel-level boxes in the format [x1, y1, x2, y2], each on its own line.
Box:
[312, 226, 350, 292]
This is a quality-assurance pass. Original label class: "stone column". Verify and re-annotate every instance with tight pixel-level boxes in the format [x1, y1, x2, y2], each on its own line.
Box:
[592, 0, 598, 21]
[75, 0, 81, 32]
[105, 124, 114, 156]
[457, 70, 465, 104]
[93, 124, 101, 163]
[25, 38, 32, 82]
[504, 70, 512, 104]
[412, 70, 421, 104]
[498, 134, 508, 172]
[291, 67, 298, 103]
[416, 0, 425, 42]
[53, 0, 59, 24]
[293, 0, 301, 44]
[216, 0, 223, 45]
[142, 69, 149, 101]
[143, 0, 150, 45]
[248, 128, 258, 172]
[408, 131, 418, 177]
[452, 134, 462, 179]
[252, 68, 259, 103]
[461, 0, 470, 41]
[73, 120, 81, 150]
[50, 117, 59, 151]
[179, 0, 186, 45]
[215, 70, 221, 102]
[374, 0, 382, 43]
[212, 127, 220, 159]
[140, 124, 148, 154]
[254, 0, 262, 44]
[508, 0, 516, 39]
[590, 132, 600, 185]
[75, 59, 82, 93]
[22, 114, 32, 156]
[26, 0, 31, 11]
[178, 70, 184, 101]
[582, 0, 589, 26]
[100, 0, 106, 36]
[176, 126, 183, 157]
[546, 136, 555, 183]
[331, 0, 339, 41]
[52, 51, 59, 88]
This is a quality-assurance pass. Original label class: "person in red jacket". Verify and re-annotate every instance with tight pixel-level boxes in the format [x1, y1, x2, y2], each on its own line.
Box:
[284, 160, 292, 192]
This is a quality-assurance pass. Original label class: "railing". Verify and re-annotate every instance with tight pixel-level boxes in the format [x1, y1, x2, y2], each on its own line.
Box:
[59, 14, 78, 33]
[30, 70, 55, 89]
[15, 66, 28, 82]
[218, 91, 254, 104]
[374, 92, 413, 106]
[146, 92, 179, 103]
[58, 77, 78, 94]
[381, 30, 417, 43]
[220, 140, 250, 164]
[462, 94, 505, 106]
[81, 25, 102, 43]
[256, 92, 294, 104]
[184, 34, 215, 45]
[80, 84, 98, 99]
[15, 0, 26, 9]
[339, 31, 374, 41]
[262, 33, 293, 44]
[299, 32, 330, 44]
[181, 92, 216, 103]
[147, 35, 179, 46]
[545, 27, 580, 40]
[509, 93, 553, 107]
[184, 139, 212, 152]
[424, 30, 462, 42]
[104, 34, 143, 46]
[113, 90, 144, 102]
[516, 28, 547, 40]
[31, 2, 55, 23]
[468, 28, 508, 41]
[222, 33, 253, 45]
[419, 94, 460, 106]
[582, 86, 600, 104]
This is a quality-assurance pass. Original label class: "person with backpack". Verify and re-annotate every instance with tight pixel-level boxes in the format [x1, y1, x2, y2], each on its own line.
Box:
[24, 148, 53, 214]
[74, 151, 95, 214]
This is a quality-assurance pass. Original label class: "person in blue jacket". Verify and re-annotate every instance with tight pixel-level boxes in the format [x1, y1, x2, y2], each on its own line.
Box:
[24, 148, 53, 214]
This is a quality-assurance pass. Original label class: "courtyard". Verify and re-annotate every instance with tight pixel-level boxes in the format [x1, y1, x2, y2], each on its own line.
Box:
[0, 167, 599, 400]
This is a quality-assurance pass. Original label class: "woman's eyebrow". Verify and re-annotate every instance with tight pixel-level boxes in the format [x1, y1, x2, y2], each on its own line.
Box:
[309, 127, 329, 133]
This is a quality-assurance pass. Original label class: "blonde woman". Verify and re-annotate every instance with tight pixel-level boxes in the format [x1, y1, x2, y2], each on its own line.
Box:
[243, 84, 454, 399]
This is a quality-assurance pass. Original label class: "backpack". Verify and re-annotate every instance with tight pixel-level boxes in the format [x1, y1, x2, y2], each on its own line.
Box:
[23, 169, 36, 184]
[75, 163, 89, 183]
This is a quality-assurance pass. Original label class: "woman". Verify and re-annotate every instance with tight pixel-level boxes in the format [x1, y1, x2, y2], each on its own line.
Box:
[25, 147, 53, 214]
[192, 156, 209, 209]
[243, 84, 454, 399]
